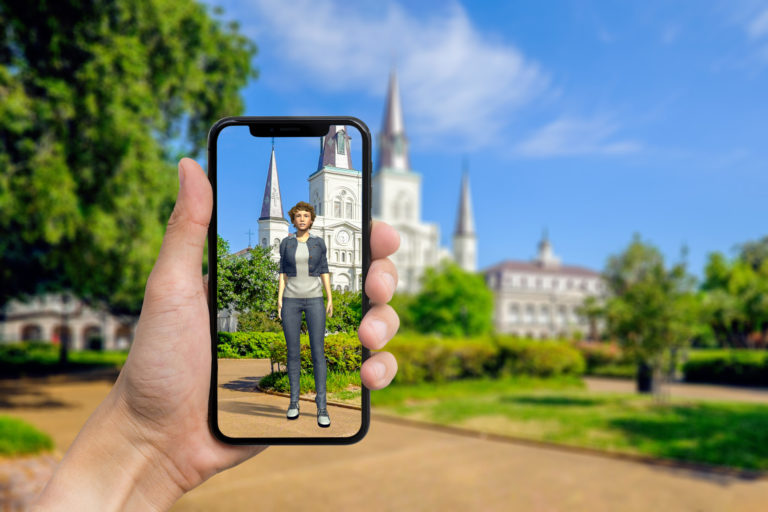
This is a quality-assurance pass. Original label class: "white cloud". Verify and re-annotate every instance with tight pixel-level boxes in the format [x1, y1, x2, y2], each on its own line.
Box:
[219, 0, 549, 149]
[747, 7, 768, 39]
[513, 117, 642, 157]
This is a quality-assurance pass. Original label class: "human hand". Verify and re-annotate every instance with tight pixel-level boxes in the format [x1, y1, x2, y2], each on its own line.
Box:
[35, 157, 400, 511]
[326, 299, 333, 318]
[277, 299, 282, 320]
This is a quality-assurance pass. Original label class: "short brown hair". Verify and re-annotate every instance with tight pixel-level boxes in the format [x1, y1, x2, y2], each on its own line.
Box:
[288, 201, 316, 228]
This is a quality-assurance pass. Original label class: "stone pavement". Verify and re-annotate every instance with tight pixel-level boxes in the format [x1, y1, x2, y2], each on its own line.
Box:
[216, 358, 362, 439]
[2, 376, 768, 511]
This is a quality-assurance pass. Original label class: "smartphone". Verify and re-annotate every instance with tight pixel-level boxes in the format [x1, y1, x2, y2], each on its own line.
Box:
[207, 117, 371, 445]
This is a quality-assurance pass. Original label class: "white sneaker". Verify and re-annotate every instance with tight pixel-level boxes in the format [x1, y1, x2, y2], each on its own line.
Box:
[287, 402, 299, 420]
[317, 408, 330, 428]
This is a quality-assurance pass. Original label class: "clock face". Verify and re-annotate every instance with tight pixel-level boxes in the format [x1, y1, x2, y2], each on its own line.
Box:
[336, 229, 351, 246]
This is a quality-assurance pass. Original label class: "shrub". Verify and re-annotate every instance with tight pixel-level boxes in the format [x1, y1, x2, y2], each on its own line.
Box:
[683, 350, 768, 386]
[386, 334, 585, 384]
[0, 415, 54, 456]
[496, 337, 585, 378]
[216, 332, 283, 359]
[237, 310, 282, 333]
[258, 370, 360, 394]
[572, 340, 626, 371]
[268, 332, 361, 373]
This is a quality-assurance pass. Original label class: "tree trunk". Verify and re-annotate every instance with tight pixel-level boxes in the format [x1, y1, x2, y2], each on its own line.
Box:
[636, 361, 654, 393]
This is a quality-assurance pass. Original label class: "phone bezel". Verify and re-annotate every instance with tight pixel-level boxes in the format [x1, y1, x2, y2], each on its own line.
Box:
[207, 116, 372, 445]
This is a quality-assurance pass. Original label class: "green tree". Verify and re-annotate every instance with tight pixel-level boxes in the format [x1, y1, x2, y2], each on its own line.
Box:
[701, 250, 768, 348]
[217, 236, 279, 315]
[410, 262, 494, 337]
[326, 289, 362, 334]
[602, 235, 703, 393]
[0, 0, 256, 318]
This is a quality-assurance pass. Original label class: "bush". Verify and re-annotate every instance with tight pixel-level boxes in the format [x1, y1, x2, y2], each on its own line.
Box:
[572, 340, 628, 372]
[268, 332, 361, 373]
[237, 310, 282, 333]
[386, 334, 586, 385]
[258, 370, 360, 394]
[683, 350, 768, 386]
[217, 332, 283, 359]
[496, 337, 585, 378]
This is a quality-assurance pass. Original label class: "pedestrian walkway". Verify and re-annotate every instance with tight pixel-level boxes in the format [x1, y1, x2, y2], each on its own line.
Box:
[585, 377, 768, 403]
[3, 377, 768, 511]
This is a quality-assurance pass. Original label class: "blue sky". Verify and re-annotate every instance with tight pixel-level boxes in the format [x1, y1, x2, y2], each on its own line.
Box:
[208, 0, 768, 277]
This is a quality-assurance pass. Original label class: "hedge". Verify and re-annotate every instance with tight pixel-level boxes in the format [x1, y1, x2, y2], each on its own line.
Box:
[217, 332, 283, 359]
[218, 331, 362, 373]
[387, 334, 585, 384]
[683, 350, 768, 387]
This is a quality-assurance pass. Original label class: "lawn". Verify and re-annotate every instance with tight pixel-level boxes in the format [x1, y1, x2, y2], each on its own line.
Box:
[0, 415, 54, 456]
[373, 377, 768, 471]
[258, 370, 362, 404]
[0, 342, 128, 378]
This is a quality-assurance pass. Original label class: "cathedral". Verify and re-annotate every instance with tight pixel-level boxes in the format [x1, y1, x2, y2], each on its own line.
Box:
[256, 71, 477, 294]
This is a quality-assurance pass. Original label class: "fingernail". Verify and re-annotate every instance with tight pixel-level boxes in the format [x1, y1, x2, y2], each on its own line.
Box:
[370, 360, 386, 381]
[381, 272, 395, 295]
[370, 319, 388, 344]
[178, 160, 186, 188]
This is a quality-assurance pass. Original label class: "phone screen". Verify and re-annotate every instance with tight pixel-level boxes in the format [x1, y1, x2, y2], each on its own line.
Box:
[209, 119, 370, 443]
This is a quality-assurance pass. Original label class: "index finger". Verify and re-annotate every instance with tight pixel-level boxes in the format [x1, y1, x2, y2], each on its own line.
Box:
[371, 220, 400, 260]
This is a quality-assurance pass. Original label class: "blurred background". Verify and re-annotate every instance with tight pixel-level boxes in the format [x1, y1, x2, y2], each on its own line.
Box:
[2, 1, 768, 510]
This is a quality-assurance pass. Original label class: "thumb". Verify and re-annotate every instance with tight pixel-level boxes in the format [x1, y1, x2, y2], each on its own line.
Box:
[151, 158, 212, 285]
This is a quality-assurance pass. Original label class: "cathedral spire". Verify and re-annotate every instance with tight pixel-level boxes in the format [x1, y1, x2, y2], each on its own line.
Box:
[537, 228, 561, 268]
[318, 125, 352, 170]
[259, 146, 285, 220]
[454, 169, 475, 236]
[377, 70, 410, 172]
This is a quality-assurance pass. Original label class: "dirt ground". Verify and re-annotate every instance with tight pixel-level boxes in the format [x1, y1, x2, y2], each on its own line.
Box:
[3, 375, 768, 511]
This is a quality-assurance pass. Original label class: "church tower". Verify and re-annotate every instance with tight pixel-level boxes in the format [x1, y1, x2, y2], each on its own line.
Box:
[536, 229, 561, 268]
[308, 125, 363, 292]
[257, 145, 289, 258]
[453, 170, 477, 272]
[372, 70, 441, 292]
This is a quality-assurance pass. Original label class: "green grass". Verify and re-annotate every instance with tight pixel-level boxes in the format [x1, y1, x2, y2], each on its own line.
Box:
[373, 377, 768, 470]
[0, 416, 54, 456]
[259, 370, 361, 404]
[0, 342, 128, 377]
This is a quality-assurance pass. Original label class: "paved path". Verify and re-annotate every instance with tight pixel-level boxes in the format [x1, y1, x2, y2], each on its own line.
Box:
[585, 377, 768, 403]
[2, 377, 768, 511]
[217, 359, 362, 439]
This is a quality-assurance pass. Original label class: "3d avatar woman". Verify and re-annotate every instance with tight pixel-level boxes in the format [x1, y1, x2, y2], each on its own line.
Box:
[277, 201, 333, 427]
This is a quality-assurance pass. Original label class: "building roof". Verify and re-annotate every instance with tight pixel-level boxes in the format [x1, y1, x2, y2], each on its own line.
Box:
[454, 171, 475, 235]
[483, 260, 601, 278]
[258, 146, 285, 221]
[376, 70, 411, 172]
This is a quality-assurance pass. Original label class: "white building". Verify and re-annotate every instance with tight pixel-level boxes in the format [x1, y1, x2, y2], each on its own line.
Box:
[484, 234, 605, 339]
[372, 71, 476, 292]
[257, 125, 363, 293]
[0, 293, 136, 349]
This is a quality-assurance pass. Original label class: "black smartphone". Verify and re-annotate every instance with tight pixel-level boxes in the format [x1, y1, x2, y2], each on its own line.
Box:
[207, 117, 372, 445]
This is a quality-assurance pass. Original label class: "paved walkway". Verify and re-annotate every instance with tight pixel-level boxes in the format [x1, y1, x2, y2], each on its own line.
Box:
[217, 359, 362, 438]
[585, 377, 768, 403]
[2, 377, 768, 511]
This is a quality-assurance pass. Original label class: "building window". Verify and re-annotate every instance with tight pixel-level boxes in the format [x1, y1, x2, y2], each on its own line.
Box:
[262, 238, 267, 247]
[540, 305, 549, 324]
[567, 279, 573, 290]
[521, 277, 527, 288]
[508, 303, 519, 323]
[524, 304, 535, 324]
[536, 278, 542, 289]
[334, 200, 341, 217]
[341, 252, 345, 262]
[346, 200, 353, 219]
[336, 131, 345, 154]
[334, 250, 339, 261]
[552, 279, 559, 289]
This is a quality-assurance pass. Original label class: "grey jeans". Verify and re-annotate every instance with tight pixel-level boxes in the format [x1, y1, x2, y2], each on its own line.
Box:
[281, 296, 327, 409]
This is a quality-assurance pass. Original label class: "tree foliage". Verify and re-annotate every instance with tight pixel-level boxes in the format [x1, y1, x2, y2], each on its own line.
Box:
[217, 236, 278, 315]
[701, 248, 768, 348]
[409, 262, 494, 337]
[0, 0, 257, 313]
[602, 235, 703, 371]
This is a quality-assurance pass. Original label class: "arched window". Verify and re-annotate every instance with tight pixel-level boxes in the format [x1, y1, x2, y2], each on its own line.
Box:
[336, 131, 345, 155]
[334, 200, 341, 218]
[272, 238, 279, 248]
[261, 238, 267, 247]
[345, 200, 353, 219]
[341, 252, 345, 262]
